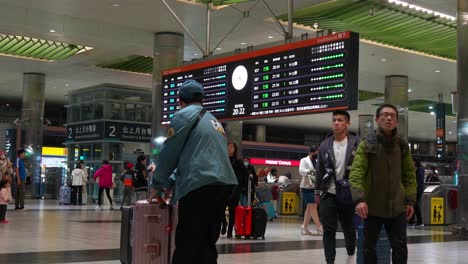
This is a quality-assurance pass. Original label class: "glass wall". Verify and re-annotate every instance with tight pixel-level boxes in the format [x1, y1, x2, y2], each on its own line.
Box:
[66, 85, 152, 123]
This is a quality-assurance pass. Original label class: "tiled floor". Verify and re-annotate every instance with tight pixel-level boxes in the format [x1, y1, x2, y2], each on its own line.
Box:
[0, 200, 466, 263]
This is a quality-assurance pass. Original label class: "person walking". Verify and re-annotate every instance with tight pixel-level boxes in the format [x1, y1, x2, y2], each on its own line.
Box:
[315, 110, 360, 264]
[148, 80, 237, 264]
[409, 159, 424, 226]
[93, 160, 114, 210]
[349, 104, 417, 264]
[299, 145, 323, 236]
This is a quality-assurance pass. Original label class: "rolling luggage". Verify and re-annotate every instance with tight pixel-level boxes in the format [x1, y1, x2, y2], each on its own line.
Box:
[251, 207, 267, 240]
[235, 178, 253, 238]
[120, 200, 177, 264]
[258, 200, 276, 220]
[59, 185, 71, 205]
[120, 207, 133, 264]
[235, 203, 252, 238]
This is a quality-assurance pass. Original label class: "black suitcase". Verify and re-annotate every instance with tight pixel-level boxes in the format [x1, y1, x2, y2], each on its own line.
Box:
[251, 207, 267, 240]
[120, 207, 133, 264]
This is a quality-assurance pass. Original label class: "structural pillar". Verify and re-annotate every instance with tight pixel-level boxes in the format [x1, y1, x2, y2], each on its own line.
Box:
[21, 73, 45, 198]
[151, 32, 184, 163]
[358, 114, 374, 139]
[225, 121, 243, 156]
[456, 0, 468, 232]
[384, 75, 409, 139]
[255, 124, 267, 142]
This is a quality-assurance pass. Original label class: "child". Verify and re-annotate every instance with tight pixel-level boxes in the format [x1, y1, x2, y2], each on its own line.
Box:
[0, 178, 10, 223]
[120, 162, 136, 209]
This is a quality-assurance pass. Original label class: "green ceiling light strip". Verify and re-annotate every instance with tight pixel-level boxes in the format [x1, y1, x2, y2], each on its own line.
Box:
[195, 0, 251, 5]
[359, 90, 384, 101]
[281, 0, 457, 59]
[97, 55, 153, 75]
[0, 33, 93, 61]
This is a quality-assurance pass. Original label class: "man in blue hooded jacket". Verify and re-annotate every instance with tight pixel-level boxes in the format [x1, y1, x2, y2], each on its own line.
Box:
[148, 80, 238, 264]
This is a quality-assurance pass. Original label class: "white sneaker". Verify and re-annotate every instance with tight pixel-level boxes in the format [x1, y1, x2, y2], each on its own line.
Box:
[95, 206, 102, 210]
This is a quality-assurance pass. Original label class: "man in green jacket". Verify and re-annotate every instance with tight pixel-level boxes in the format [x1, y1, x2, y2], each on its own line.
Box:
[349, 104, 416, 264]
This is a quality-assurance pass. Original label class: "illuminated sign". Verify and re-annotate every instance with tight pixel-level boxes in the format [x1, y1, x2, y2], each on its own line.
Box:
[161, 31, 359, 124]
[42, 147, 67, 157]
[249, 158, 300, 167]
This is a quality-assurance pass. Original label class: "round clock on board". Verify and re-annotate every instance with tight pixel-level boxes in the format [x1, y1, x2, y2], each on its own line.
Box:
[231, 65, 248, 90]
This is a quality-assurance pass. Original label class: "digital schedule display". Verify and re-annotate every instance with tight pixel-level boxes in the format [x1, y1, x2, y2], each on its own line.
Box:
[161, 31, 359, 125]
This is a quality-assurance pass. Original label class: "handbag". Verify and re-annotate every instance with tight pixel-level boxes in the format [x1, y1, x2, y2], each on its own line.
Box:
[335, 179, 353, 205]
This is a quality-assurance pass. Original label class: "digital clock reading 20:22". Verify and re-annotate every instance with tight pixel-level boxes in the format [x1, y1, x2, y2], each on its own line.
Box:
[160, 31, 358, 125]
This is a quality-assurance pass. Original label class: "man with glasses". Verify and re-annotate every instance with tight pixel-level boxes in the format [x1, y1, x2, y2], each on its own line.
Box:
[349, 104, 416, 264]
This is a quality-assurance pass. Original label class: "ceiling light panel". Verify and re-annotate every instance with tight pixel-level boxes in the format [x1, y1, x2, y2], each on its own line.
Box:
[283, 0, 457, 59]
[0, 33, 93, 61]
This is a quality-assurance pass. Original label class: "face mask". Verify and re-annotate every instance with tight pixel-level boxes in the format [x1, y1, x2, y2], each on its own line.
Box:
[244, 161, 249, 166]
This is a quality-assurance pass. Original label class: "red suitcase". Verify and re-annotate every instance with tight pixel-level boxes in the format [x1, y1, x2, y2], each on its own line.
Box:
[235, 178, 253, 238]
[131, 200, 177, 264]
[235, 205, 252, 238]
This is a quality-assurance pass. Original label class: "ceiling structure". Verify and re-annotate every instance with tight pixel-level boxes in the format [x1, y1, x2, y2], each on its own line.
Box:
[0, 0, 459, 141]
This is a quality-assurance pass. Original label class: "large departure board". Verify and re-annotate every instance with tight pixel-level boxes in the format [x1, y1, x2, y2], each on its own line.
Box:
[161, 31, 359, 125]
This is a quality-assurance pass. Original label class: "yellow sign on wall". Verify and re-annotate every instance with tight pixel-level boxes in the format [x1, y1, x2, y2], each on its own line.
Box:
[431, 197, 444, 224]
[281, 192, 299, 215]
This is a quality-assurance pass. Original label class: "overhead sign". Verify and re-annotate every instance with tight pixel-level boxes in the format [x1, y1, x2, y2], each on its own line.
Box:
[435, 103, 445, 159]
[66, 121, 151, 143]
[249, 158, 300, 167]
[161, 31, 359, 124]
[105, 122, 152, 142]
[431, 197, 444, 225]
[66, 122, 104, 142]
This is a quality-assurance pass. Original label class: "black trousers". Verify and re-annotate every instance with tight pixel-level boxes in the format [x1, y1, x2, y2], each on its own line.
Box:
[172, 184, 231, 264]
[364, 214, 407, 264]
[319, 193, 356, 263]
[409, 192, 423, 225]
[98, 188, 112, 206]
[15, 183, 25, 209]
[71, 185, 83, 205]
[0, 204, 7, 221]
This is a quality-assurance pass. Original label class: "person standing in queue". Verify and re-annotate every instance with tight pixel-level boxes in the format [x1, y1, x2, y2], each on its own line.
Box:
[315, 110, 360, 264]
[299, 145, 323, 236]
[148, 80, 237, 264]
[349, 104, 416, 264]
[243, 157, 258, 205]
[134, 155, 148, 201]
[14, 149, 26, 210]
[221, 142, 249, 239]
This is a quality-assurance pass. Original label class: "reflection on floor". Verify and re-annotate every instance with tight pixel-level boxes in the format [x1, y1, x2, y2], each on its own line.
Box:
[0, 200, 466, 264]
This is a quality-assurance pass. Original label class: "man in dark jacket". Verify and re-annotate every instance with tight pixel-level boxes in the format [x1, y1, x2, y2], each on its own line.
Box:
[134, 155, 148, 201]
[349, 104, 416, 264]
[315, 110, 360, 264]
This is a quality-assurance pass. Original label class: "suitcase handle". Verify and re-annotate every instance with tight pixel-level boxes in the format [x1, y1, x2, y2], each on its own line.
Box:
[144, 214, 161, 223]
[145, 242, 161, 256]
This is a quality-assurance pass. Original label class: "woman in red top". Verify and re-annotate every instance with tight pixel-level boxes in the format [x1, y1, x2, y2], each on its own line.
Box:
[93, 160, 114, 210]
